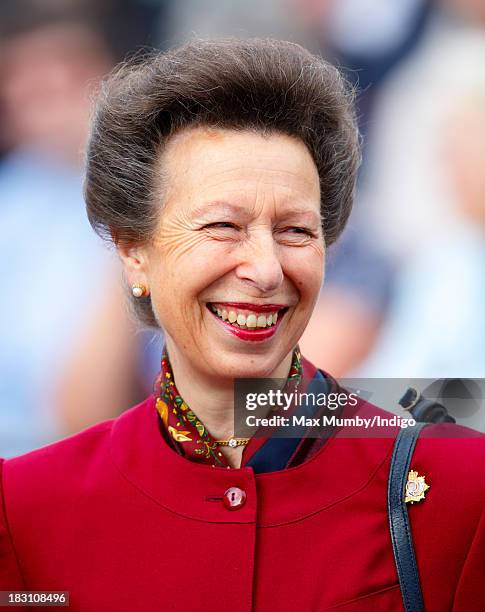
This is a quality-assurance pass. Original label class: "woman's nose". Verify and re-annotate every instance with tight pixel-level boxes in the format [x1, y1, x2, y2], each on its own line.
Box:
[234, 231, 284, 293]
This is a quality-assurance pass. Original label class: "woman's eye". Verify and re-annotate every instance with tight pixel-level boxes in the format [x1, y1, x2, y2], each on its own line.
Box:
[274, 226, 318, 245]
[288, 227, 310, 234]
[202, 222, 238, 230]
[283, 227, 315, 237]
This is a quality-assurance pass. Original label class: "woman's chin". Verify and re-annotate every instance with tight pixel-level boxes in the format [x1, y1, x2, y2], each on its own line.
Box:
[202, 348, 289, 381]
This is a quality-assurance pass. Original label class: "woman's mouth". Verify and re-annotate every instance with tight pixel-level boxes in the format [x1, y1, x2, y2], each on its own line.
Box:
[206, 302, 289, 342]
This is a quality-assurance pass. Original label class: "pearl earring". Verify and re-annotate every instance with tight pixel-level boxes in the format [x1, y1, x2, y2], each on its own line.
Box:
[131, 283, 147, 298]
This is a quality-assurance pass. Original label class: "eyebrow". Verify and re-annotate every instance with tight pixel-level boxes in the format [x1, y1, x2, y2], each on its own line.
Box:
[279, 208, 322, 224]
[190, 201, 250, 218]
[191, 201, 321, 225]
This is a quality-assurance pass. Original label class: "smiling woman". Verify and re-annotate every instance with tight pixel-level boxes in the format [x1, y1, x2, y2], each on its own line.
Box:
[1, 38, 484, 612]
[119, 128, 324, 385]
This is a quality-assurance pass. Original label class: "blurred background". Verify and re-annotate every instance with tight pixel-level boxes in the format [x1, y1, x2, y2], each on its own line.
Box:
[1, 0, 484, 457]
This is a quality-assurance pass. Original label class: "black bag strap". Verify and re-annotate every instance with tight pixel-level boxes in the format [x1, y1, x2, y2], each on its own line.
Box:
[388, 423, 428, 612]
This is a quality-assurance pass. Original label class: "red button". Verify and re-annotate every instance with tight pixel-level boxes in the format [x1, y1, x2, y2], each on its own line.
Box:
[223, 487, 246, 510]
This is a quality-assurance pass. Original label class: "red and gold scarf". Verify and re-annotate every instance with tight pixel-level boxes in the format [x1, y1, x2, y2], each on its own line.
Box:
[154, 347, 304, 468]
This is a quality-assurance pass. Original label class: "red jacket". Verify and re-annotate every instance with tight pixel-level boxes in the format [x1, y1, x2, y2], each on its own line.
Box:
[1, 395, 484, 611]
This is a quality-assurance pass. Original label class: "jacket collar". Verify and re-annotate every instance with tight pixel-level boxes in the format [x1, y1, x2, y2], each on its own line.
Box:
[110, 391, 398, 527]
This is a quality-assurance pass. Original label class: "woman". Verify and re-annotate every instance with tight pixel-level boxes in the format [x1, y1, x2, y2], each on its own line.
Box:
[1, 39, 484, 611]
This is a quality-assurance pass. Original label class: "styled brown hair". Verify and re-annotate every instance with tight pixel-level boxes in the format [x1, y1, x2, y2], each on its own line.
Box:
[85, 38, 360, 326]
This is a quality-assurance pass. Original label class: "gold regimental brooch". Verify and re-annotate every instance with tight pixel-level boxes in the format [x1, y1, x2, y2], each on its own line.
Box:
[405, 470, 430, 504]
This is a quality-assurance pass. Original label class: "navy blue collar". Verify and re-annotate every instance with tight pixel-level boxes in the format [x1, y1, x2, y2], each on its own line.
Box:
[246, 369, 331, 473]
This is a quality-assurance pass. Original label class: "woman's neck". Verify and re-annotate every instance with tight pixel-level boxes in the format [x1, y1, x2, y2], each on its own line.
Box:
[164, 340, 294, 443]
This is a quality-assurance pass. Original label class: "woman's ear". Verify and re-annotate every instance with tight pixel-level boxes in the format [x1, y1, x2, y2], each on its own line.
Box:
[116, 239, 150, 288]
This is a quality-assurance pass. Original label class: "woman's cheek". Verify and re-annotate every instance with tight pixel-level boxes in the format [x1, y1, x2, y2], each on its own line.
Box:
[284, 250, 324, 297]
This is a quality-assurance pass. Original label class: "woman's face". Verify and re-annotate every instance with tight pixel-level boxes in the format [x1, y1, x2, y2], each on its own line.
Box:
[125, 127, 324, 380]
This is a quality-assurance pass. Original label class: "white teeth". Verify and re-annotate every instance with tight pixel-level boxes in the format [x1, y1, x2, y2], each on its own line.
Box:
[246, 314, 257, 328]
[210, 305, 282, 330]
[237, 314, 246, 326]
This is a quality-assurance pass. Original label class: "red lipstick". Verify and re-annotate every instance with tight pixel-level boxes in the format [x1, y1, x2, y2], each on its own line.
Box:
[207, 305, 287, 342]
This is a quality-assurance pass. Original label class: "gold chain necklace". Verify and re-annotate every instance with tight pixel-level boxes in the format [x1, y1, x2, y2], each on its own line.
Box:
[213, 437, 250, 448]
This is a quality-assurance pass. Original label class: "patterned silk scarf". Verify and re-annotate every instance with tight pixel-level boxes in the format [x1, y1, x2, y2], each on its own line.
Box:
[154, 347, 303, 468]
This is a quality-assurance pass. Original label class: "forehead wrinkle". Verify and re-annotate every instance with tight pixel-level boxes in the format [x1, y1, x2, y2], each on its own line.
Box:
[166, 143, 318, 191]
[195, 165, 318, 194]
